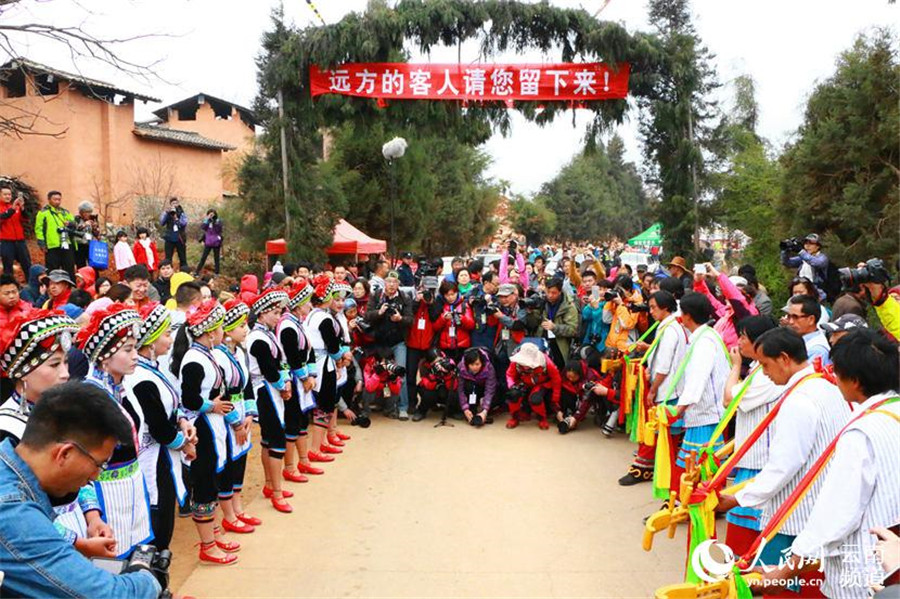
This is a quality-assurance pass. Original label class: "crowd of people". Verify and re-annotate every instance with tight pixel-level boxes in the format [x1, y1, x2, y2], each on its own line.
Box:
[0, 194, 898, 599]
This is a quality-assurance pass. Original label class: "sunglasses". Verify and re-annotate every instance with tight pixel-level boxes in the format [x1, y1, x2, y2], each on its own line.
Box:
[62, 439, 110, 472]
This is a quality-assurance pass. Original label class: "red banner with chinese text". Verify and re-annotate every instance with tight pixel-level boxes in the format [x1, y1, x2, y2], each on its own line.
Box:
[309, 62, 629, 102]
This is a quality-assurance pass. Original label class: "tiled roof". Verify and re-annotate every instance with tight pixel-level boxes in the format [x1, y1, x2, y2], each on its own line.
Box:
[153, 92, 259, 127]
[132, 123, 235, 151]
[0, 58, 160, 103]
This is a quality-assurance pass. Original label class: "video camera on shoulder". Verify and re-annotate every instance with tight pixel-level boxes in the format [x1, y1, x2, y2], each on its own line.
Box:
[779, 237, 804, 253]
[520, 290, 546, 311]
[91, 544, 172, 599]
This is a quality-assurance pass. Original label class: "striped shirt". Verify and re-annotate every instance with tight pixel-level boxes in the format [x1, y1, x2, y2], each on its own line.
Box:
[733, 362, 783, 470]
[791, 392, 900, 599]
[646, 314, 688, 401]
[676, 325, 730, 428]
[735, 365, 850, 535]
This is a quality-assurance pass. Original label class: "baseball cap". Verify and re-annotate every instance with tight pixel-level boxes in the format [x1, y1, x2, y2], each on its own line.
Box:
[729, 276, 749, 288]
[400, 251, 413, 259]
[804, 233, 821, 245]
[820, 314, 868, 334]
[496, 283, 517, 297]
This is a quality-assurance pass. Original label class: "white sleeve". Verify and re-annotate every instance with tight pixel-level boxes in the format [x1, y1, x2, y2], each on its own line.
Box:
[735, 396, 819, 507]
[653, 326, 678, 376]
[737, 373, 783, 412]
[791, 431, 874, 558]
[677, 337, 714, 407]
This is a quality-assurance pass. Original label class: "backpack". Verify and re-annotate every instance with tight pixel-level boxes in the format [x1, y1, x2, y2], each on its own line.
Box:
[88, 240, 109, 270]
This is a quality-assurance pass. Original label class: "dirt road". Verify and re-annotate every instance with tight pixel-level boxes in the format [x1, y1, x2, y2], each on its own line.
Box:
[173, 418, 687, 597]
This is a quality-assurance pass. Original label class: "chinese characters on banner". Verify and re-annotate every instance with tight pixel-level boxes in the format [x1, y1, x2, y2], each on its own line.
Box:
[309, 63, 630, 102]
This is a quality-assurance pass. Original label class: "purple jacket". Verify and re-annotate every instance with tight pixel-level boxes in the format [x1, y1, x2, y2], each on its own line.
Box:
[457, 347, 497, 412]
[201, 218, 223, 248]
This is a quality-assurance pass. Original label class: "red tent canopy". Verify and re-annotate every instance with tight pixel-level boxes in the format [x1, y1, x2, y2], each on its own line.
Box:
[326, 218, 387, 255]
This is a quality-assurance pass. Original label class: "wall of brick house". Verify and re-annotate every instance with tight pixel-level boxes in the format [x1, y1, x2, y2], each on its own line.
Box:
[161, 101, 255, 193]
[0, 82, 228, 228]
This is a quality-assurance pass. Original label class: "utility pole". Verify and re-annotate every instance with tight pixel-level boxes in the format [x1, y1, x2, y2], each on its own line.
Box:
[278, 88, 291, 239]
[278, 0, 291, 239]
[687, 104, 699, 253]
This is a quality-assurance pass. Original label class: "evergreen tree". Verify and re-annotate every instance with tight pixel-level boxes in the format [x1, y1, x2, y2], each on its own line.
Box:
[779, 29, 898, 268]
[638, 0, 719, 259]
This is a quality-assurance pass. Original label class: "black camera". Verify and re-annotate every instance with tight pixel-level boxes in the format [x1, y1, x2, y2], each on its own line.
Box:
[470, 413, 484, 427]
[779, 237, 804, 253]
[581, 380, 597, 394]
[506, 384, 527, 402]
[375, 360, 406, 379]
[602, 290, 617, 301]
[429, 356, 455, 376]
[627, 302, 650, 313]
[97, 544, 172, 598]
[422, 288, 435, 303]
[839, 258, 891, 288]
[508, 239, 518, 253]
[557, 419, 571, 434]
[521, 292, 545, 311]
[352, 414, 372, 428]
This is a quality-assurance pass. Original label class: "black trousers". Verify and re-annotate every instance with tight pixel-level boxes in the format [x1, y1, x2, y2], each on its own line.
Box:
[164, 240, 188, 272]
[45, 247, 75, 278]
[406, 347, 428, 413]
[1, 240, 30, 275]
[196, 245, 221, 274]
[150, 449, 176, 551]
[74, 243, 88, 269]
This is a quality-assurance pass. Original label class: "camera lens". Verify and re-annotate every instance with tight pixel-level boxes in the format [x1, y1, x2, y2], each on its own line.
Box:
[557, 420, 570, 434]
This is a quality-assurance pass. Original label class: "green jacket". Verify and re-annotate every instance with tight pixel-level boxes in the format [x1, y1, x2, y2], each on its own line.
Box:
[540, 292, 581, 359]
[35, 205, 74, 250]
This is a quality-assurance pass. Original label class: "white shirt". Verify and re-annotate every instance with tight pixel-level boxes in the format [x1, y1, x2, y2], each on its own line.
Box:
[735, 365, 851, 535]
[676, 325, 730, 427]
[791, 392, 900, 599]
[369, 275, 386, 295]
[733, 362, 783, 470]
[646, 314, 688, 402]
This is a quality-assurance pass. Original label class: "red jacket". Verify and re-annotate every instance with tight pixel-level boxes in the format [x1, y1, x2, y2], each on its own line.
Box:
[418, 358, 458, 392]
[506, 359, 562, 410]
[0, 299, 31, 329]
[132, 239, 159, 272]
[0, 202, 25, 241]
[406, 302, 436, 350]
[432, 299, 475, 350]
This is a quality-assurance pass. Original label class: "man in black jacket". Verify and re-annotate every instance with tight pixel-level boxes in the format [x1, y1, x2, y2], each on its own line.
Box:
[364, 271, 413, 419]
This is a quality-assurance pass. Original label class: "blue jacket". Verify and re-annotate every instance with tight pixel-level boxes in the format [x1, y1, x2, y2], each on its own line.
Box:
[158, 208, 187, 244]
[581, 301, 611, 351]
[0, 439, 160, 598]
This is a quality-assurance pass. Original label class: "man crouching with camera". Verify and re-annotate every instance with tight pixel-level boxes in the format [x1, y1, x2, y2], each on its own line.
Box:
[0, 382, 165, 598]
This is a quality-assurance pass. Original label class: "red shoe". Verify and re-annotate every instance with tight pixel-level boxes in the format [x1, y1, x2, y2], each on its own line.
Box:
[309, 451, 334, 463]
[210, 530, 241, 553]
[519, 412, 532, 422]
[221, 518, 255, 534]
[297, 462, 324, 475]
[198, 541, 239, 565]
[327, 433, 345, 447]
[320, 444, 342, 454]
[271, 496, 293, 513]
[236, 512, 262, 526]
[282, 469, 309, 483]
[505, 417, 519, 429]
[262, 485, 294, 499]
[537, 419, 550, 430]
[336, 431, 351, 441]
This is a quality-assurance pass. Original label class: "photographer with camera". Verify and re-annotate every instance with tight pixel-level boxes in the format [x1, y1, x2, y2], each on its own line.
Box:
[431, 280, 475, 363]
[538, 278, 580, 371]
[158, 197, 188, 272]
[499, 239, 528, 289]
[603, 274, 643, 354]
[581, 279, 614, 353]
[412, 348, 458, 421]
[35, 190, 76, 279]
[364, 271, 413, 419]
[363, 346, 405, 415]
[692, 263, 758, 350]
[405, 280, 436, 416]
[0, 184, 31, 275]
[840, 258, 899, 341]
[487, 283, 529, 398]
[195, 209, 223, 276]
[505, 342, 561, 430]
[0, 381, 164, 598]
[780, 233, 830, 297]
[456, 347, 497, 427]
[468, 272, 499, 350]
[72, 201, 100, 270]
[557, 359, 614, 435]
